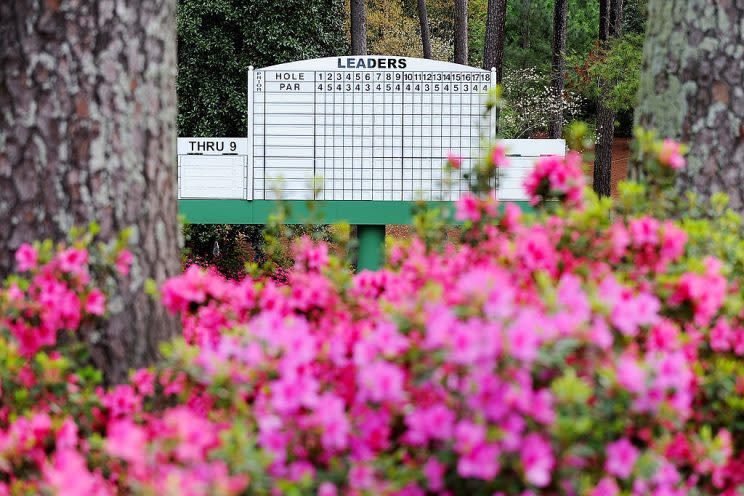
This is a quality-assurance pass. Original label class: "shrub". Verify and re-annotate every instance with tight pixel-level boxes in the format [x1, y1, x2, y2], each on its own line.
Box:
[498, 68, 583, 139]
[1, 131, 744, 495]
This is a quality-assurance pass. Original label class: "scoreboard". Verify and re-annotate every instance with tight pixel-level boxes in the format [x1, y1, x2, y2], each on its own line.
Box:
[248, 56, 494, 201]
[177, 56, 565, 204]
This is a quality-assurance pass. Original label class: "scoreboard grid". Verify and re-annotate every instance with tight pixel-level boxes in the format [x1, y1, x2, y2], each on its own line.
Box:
[250, 66, 493, 202]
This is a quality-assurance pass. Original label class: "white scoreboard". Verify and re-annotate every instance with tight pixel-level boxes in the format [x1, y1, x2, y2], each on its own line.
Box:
[178, 56, 565, 202]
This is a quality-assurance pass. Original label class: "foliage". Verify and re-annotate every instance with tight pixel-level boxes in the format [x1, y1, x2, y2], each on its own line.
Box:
[570, 33, 645, 114]
[358, 0, 602, 71]
[4, 120, 744, 494]
[182, 224, 264, 280]
[364, 0, 453, 60]
[504, 0, 600, 70]
[177, 0, 346, 137]
[497, 67, 583, 138]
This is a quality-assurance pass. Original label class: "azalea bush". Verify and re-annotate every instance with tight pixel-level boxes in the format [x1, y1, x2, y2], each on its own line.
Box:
[2, 129, 744, 495]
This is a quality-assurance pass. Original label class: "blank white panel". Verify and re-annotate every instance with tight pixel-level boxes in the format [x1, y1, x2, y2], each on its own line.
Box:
[178, 155, 245, 199]
[180, 155, 243, 167]
[263, 179, 314, 190]
[265, 190, 314, 200]
[265, 125, 315, 136]
[264, 103, 315, 114]
[261, 92, 317, 103]
[264, 147, 315, 157]
[257, 114, 314, 125]
[265, 169, 315, 179]
[264, 135, 314, 147]
[181, 176, 241, 188]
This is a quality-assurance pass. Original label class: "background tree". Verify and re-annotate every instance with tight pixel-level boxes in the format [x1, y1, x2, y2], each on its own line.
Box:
[593, 0, 622, 197]
[634, 1, 744, 208]
[454, 0, 469, 64]
[351, 0, 369, 55]
[0, 0, 180, 382]
[418, 0, 434, 58]
[549, 0, 569, 138]
[483, 0, 507, 79]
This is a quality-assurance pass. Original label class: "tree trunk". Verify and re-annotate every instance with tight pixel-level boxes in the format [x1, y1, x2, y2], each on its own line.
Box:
[0, 0, 181, 383]
[609, 0, 623, 36]
[599, 0, 609, 40]
[594, 104, 614, 197]
[454, 0, 468, 64]
[593, 0, 622, 197]
[417, 0, 433, 59]
[549, 0, 568, 138]
[483, 0, 507, 81]
[519, 0, 532, 68]
[350, 0, 368, 56]
[634, 1, 744, 208]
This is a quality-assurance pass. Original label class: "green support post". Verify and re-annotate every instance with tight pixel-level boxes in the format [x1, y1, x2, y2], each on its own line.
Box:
[356, 224, 386, 271]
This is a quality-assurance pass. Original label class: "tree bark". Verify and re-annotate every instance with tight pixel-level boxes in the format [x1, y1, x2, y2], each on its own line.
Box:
[634, 1, 744, 208]
[594, 104, 614, 197]
[599, 0, 609, 41]
[593, 0, 622, 197]
[609, 0, 623, 37]
[350, 0, 368, 56]
[0, 0, 181, 383]
[549, 0, 568, 138]
[483, 0, 507, 81]
[417, 0, 433, 59]
[454, 0, 469, 64]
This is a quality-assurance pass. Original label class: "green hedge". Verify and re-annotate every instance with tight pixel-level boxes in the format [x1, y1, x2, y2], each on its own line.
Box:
[177, 0, 347, 137]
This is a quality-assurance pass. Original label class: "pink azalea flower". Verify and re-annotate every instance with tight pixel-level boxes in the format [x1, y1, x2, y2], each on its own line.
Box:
[15, 243, 37, 271]
[85, 289, 106, 316]
[358, 360, 406, 403]
[590, 477, 620, 496]
[605, 438, 640, 479]
[521, 433, 554, 487]
[658, 139, 685, 170]
[455, 193, 482, 223]
[115, 250, 134, 275]
[457, 441, 501, 480]
[57, 248, 89, 274]
[131, 368, 155, 396]
[490, 144, 508, 168]
[318, 482, 338, 496]
[617, 355, 647, 393]
[106, 419, 147, 465]
[447, 152, 463, 169]
[423, 458, 445, 491]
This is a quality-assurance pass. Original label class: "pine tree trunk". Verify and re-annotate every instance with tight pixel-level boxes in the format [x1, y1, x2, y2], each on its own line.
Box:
[454, 0, 469, 64]
[599, 0, 609, 40]
[594, 104, 614, 197]
[609, 0, 623, 36]
[549, 0, 568, 138]
[0, 0, 180, 383]
[417, 0, 433, 59]
[483, 0, 507, 81]
[350, 0, 368, 56]
[519, 0, 532, 69]
[634, 1, 744, 208]
[593, 0, 621, 197]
